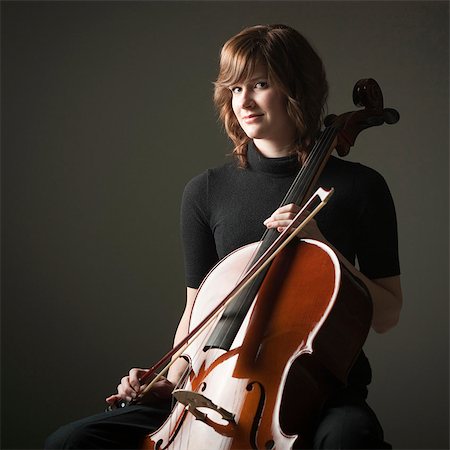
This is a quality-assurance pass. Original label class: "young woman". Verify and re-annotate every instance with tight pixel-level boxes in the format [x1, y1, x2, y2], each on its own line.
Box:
[46, 24, 402, 449]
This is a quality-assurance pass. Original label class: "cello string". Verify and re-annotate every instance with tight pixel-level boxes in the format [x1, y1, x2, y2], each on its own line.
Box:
[166, 319, 225, 447]
[281, 125, 337, 206]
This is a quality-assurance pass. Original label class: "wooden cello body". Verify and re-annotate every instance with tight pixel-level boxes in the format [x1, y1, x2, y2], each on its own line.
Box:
[143, 238, 371, 449]
[139, 79, 399, 450]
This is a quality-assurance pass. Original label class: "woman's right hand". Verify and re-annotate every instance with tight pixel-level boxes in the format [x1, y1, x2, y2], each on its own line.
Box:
[105, 368, 174, 407]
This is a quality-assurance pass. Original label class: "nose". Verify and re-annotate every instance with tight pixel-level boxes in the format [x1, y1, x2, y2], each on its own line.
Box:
[240, 88, 255, 109]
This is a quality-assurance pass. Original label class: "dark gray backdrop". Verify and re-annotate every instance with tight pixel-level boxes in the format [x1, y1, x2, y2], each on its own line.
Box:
[2, 1, 449, 449]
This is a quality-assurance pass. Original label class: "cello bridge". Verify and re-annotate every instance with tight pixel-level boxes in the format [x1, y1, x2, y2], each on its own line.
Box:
[173, 389, 235, 424]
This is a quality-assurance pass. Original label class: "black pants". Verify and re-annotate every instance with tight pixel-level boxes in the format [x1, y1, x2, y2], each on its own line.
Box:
[309, 387, 391, 449]
[45, 401, 172, 449]
[45, 389, 391, 449]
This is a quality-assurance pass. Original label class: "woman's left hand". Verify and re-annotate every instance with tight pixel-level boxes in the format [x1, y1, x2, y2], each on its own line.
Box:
[263, 203, 324, 240]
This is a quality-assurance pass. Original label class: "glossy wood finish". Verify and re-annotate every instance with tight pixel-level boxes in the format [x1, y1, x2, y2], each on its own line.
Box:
[143, 239, 372, 449]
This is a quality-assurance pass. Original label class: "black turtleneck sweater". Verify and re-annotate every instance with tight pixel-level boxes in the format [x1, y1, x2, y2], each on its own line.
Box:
[180, 142, 400, 387]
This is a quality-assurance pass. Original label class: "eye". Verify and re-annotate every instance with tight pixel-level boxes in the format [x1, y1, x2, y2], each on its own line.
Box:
[255, 81, 268, 89]
[230, 86, 242, 94]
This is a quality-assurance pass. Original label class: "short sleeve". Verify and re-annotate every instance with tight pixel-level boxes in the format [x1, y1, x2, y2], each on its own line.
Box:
[180, 172, 219, 288]
[355, 166, 400, 279]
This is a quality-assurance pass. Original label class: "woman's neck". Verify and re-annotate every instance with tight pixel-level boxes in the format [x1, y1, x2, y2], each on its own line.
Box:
[253, 138, 296, 158]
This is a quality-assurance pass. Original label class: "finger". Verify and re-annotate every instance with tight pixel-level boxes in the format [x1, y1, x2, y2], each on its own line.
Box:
[120, 375, 134, 391]
[276, 225, 299, 232]
[285, 203, 300, 212]
[268, 207, 318, 227]
[118, 381, 137, 400]
[130, 368, 148, 392]
[105, 394, 120, 405]
[274, 213, 298, 222]
[266, 219, 293, 229]
[265, 215, 295, 228]
[129, 369, 144, 392]
[275, 204, 300, 217]
[273, 203, 300, 214]
[264, 204, 300, 225]
[123, 374, 142, 395]
[117, 388, 134, 402]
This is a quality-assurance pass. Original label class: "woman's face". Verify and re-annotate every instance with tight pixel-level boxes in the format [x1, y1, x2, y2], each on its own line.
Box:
[230, 63, 296, 147]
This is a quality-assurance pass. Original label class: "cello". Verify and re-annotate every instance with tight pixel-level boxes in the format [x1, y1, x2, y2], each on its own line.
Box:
[133, 78, 399, 449]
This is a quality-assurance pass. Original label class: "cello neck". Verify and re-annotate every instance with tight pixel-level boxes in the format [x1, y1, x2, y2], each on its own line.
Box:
[281, 125, 338, 209]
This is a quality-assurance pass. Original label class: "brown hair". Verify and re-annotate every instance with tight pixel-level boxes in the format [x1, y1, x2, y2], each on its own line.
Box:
[213, 24, 328, 167]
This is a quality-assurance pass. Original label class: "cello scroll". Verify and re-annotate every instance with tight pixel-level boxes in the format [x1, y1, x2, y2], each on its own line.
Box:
[324, 78, 400, 156]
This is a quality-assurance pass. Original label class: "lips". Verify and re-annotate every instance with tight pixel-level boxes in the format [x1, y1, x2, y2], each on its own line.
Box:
[242, 114, 264, 125]
[243, 114, 263, 119]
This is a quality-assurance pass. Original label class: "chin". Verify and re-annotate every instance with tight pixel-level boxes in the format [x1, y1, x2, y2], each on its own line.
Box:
[243, 129, 263, 139]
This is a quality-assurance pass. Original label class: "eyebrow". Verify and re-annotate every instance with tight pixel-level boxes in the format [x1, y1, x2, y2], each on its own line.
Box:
[250, 74, 267, 80]
[235, 74, 268, 84]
